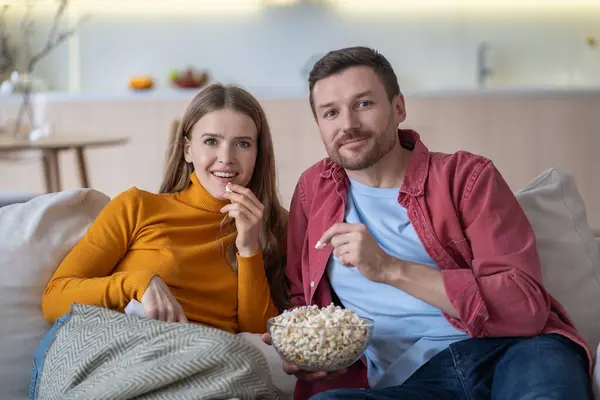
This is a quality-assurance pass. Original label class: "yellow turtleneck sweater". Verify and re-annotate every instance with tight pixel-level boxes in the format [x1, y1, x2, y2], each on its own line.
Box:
[42, 173, 278, 334]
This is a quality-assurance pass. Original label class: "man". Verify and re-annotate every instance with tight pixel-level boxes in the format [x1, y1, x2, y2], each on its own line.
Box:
[265, 46, 592, 400]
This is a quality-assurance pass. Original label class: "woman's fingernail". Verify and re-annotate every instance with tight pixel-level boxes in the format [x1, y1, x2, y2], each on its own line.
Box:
[315, 241, 324, 249]
[225, 184, 232, 193]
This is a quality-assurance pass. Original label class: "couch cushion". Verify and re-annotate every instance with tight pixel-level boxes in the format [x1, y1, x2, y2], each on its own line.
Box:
[594, 344, 600, 400]
[515, 168, 600, 350]
[0, 189, 109, 398]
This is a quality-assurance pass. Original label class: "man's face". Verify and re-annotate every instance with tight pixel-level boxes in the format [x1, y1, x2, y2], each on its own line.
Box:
[312, 66, 406, 171]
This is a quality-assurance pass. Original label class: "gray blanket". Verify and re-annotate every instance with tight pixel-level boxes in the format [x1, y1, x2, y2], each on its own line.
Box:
[36, 304, 280, 400]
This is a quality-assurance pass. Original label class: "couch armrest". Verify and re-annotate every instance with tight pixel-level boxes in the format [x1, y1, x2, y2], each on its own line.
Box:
[0, 192, 38, 208]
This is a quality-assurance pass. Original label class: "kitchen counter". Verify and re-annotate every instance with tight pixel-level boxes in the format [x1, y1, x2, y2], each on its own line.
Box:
[1, 88, 599, 228]
[4, 85, 600, 103]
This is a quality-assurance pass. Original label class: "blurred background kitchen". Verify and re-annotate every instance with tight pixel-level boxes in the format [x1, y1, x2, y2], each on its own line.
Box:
[0, 0, 599, 227]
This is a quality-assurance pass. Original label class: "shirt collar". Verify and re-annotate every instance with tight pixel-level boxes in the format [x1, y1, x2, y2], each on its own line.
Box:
[319, 129, 430, 196]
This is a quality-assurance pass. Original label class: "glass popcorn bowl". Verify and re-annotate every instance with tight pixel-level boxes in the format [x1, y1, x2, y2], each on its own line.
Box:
[267, 317, 374, 372]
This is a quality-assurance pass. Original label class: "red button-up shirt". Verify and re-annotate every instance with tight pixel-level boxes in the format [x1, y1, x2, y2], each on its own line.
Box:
[286, 129, 592, 399]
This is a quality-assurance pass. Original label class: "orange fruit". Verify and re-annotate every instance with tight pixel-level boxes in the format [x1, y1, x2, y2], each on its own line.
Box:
[129, 76, 154, 90]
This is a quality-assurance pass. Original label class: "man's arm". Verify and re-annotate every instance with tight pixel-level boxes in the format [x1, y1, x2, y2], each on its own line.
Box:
[439, 160, 550, 337]
[318, 223, 457, 318]
[269, 177, 353, 381]
[286, 178, 309, 307]
[384, 259, 458, 317]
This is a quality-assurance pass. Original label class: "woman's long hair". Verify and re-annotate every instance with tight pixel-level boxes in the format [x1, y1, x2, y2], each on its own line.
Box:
[160, 83, 289, 311]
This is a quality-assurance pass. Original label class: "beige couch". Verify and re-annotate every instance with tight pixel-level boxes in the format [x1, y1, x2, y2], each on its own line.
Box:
[1, 168, 599, 399]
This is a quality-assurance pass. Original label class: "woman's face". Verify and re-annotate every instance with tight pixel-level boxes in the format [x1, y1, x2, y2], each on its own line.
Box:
[184, 108, 258, 199]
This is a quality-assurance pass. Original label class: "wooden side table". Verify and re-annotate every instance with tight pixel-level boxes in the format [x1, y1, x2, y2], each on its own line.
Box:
[0, 135, 129, 193]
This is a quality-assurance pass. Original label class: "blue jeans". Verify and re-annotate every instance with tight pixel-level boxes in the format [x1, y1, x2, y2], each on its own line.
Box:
[310, 334, 590, 400]
[29, 313, 71, 400]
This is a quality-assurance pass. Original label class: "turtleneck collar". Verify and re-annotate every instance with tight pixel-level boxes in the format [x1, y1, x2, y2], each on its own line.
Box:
[175, 172, 229, 213]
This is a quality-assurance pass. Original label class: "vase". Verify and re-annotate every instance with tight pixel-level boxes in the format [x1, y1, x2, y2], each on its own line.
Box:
[0, 71, 49, 140]
[0, 71, 47, 94]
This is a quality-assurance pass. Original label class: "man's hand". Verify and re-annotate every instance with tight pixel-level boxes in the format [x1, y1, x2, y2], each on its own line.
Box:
[260, 333, 348, 381]
[316, 222, 398, 283]
[141, 276, 188, 323]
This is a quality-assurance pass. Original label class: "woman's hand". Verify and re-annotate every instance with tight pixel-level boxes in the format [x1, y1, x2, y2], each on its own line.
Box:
[141, 276, 188, 323]
[220, 183, 264, 257]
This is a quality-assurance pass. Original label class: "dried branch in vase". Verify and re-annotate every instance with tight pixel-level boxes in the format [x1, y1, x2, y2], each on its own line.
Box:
[9, 0, 89, 138]
[0, 5, 16, 76]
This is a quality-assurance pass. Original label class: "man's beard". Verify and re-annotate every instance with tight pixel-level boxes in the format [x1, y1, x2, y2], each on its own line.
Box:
[327, 128, 397, 171]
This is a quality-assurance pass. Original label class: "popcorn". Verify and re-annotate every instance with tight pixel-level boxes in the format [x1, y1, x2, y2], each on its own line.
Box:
[269, 304, 371, 371]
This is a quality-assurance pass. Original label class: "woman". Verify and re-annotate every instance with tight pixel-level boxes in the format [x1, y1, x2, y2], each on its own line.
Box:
[41, 83, 289, 334]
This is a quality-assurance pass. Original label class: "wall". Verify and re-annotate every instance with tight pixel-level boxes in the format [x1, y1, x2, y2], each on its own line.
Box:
[1, 89, 599, 228]
[6, 1, 600, 94]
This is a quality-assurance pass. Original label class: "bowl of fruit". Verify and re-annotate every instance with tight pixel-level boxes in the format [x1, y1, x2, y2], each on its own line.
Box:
[169, 67, 209, 89]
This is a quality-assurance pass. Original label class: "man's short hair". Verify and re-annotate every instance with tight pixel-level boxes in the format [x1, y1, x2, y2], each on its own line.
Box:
[308, 46, 401, 117]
